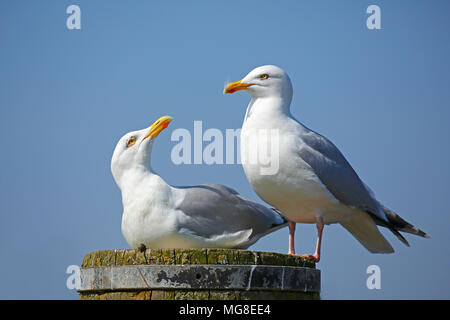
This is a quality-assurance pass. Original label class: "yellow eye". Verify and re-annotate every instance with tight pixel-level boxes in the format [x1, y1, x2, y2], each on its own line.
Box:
[127, 137, 136, 147]
[260, 73, 269, 80]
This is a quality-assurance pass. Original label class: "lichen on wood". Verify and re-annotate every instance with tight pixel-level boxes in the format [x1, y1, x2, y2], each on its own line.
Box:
[79, 248, 319, 300]
[81, 248, 315, 269]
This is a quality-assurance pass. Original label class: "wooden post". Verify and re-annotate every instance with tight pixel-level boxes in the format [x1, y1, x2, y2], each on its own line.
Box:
[78, 248, 320, 300]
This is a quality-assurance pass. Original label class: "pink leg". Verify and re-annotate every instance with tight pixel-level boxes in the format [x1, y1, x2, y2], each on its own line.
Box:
[288, 217, 324, 263]
[313, 217, 324, 262]
[288, 221, 296, 255]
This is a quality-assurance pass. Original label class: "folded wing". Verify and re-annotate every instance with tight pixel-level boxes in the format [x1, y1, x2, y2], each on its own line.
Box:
[174, 184, 288, 249]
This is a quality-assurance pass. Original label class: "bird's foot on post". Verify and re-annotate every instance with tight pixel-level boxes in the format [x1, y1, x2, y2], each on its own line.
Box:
[289, 253, 320, 263]
[287, 217, 323, 263]
[137, 243, 147, 253]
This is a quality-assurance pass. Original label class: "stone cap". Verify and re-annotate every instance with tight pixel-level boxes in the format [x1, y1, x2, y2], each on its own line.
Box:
[81, 248, 316, 269]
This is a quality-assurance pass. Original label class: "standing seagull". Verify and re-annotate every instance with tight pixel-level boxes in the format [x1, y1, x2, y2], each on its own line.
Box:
[224, 65, 429, 261]
[111, 115, 287, 250]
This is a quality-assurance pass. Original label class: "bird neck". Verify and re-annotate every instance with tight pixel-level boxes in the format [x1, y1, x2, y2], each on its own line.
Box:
[244, 95, 292, 122]
[115, 147, 159, 192]
[116, 165, 151, 189]
[119, 167, 169, 204]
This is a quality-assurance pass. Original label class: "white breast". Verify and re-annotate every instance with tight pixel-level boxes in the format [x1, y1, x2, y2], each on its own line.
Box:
[120, 175, 180, 248]
[241, 110, 344, 224]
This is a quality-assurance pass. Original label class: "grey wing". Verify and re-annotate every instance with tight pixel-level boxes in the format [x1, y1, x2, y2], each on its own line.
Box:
[174, 184, 287, 246]
[298, 128, 388, 222]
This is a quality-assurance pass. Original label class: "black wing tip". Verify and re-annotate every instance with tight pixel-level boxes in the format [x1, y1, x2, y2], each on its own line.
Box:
[271, 207, 289, 225]
[391, 227, 410, 247]
[379, 206, 431, 240]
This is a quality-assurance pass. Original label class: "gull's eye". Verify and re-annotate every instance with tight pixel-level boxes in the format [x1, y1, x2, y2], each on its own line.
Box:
[127, 137, 136, 147]
[260, 73, 269, 80]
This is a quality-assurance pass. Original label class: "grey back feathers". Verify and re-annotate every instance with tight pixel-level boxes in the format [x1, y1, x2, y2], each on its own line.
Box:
[297, 124, 429, 246]
[298, 126, 386, 221]
[174, 184, 288, 248]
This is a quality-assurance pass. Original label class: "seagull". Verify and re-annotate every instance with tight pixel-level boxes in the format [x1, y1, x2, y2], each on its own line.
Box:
[224, 65, 429, 261]
[111, 115, 288, 250]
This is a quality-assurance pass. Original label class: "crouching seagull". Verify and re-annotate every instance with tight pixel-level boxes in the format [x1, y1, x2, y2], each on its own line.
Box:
[111, 115, 288, 249]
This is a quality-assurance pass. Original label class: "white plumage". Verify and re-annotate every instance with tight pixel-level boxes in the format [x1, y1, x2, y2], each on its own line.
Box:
[225, 65, 429, 261]
[111, 116, 287, 250]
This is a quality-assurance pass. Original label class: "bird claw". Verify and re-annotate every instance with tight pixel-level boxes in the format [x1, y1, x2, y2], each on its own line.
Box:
[137, 243, 147, 253]
[288, 253, 320, 263]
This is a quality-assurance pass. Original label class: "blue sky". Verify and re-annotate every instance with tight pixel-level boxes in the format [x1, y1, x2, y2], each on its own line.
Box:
[0, 0, 449, 299]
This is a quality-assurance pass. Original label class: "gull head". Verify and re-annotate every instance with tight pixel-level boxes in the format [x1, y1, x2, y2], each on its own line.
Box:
[224, 65, 293, 100]
[111, 115, 173, 186]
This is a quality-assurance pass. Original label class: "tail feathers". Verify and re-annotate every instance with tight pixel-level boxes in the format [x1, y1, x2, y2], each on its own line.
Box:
[340, 212, 394, 254]
[381, 205, 430, 239]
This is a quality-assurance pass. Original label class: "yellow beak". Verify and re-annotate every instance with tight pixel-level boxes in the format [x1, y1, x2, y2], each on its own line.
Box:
[143, 116, 173, 141]
[223, 80, 252, 94]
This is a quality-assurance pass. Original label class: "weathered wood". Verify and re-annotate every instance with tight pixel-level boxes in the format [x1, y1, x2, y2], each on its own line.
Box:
[78, 248, 320, 300]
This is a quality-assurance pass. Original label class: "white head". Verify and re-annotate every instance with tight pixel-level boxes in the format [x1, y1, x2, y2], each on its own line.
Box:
[111, 116, 173, 187]
[224, 65, 293, 102]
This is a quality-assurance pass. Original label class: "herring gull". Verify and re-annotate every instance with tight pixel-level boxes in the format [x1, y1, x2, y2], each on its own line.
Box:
[224, 65, 429, 261]
[111, 115, 288, 249]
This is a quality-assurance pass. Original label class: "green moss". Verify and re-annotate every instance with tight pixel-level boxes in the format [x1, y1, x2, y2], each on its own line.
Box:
[173, 290, 194, 300]
[190, 290, 210, 300]
[80, 291, 152, 300]
[209, 290, 239, 300]
[81, 250, 116, 268]
[152, 249, 176, 265]
[80, 289, 319, 300]
[174, 248, 208, 264]
[207, 249, 234, 264]
[149, 290, 167, 300]
[236, 250, 257, 264]
[115, 249, 148, 266]
[239, 290, 317, 300]
[81, 248, 315, 268]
